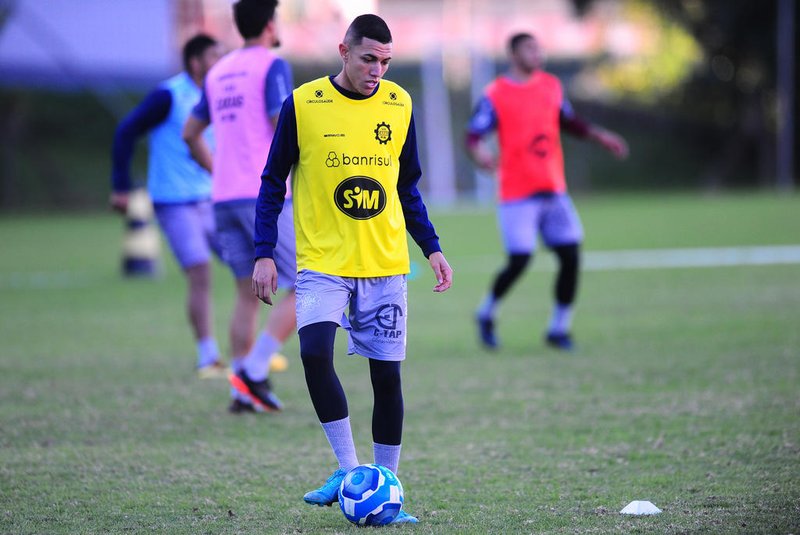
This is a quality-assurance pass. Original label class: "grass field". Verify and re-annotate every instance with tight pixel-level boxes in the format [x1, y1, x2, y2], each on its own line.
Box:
[1, 192, 798, 534]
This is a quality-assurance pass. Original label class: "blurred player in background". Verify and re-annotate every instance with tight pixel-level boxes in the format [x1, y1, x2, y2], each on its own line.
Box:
[252, 14, 453, 523]
[466, 32, 628, 351]
[183, 0, 296, 414]
[111, 34, 227, 378]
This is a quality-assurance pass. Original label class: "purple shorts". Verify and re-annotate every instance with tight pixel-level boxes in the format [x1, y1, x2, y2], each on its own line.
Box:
[214, 198, 296, 288]
[295, 270, 408, 361]
[153, 200, 220, 269]
[497, 193, 584, 254]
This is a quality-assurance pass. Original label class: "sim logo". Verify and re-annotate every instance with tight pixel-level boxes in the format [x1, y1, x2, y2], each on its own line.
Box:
[334, 176, 387, 220]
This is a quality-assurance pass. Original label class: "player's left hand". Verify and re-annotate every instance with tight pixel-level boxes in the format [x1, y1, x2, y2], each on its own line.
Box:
[427, 251, 453, 293]
[598, 130, 629, 160]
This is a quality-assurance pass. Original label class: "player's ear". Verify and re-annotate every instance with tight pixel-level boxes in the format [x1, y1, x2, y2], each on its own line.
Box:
[339, 43, 349, 61]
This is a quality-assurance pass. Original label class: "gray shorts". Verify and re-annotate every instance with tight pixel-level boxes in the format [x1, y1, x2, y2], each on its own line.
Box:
[295, 270, 407, 361]
[498, 193, 584, 254]
[154, 200, 220, 269]
[214, 198, 297, 287]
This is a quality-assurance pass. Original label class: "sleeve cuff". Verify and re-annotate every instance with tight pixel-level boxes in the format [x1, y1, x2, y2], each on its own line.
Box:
[420, 238, 442, 259]
[254, 246, 275, 260]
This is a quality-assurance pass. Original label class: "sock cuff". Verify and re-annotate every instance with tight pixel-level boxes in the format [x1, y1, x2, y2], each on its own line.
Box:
[373, 442, 402, 475]
[321, 416, 353, 437]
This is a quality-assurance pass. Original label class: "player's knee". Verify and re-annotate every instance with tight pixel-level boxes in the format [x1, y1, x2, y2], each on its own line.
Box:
[299, 322, 337, 366]
[553, 244, 580, 269]
[508, 253, 531, 273]
[369, 360, 402, 394]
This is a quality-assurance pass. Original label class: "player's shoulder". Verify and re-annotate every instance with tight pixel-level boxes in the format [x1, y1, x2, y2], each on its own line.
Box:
[158, 72, 188, 91]
[296, 76, 328, 91]
[294, 76, 331, 98]
[376, 80, 412, 113]
[536, 70, 563, 89]
[206, 48, 246, 77]
[379, 79, 409, 97]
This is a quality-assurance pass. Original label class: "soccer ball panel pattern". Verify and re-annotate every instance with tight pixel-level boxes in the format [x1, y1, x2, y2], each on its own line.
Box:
[338, 464, 404, 526]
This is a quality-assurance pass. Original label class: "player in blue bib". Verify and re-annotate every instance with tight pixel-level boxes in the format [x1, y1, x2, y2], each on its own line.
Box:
[111, 34, 225, 377]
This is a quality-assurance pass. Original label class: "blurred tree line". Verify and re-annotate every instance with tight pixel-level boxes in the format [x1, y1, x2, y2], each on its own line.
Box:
[571, 0, 797, 189]
[0, 0, 795, 210]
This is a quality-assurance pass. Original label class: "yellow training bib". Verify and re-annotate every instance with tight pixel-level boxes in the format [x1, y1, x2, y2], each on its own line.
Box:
[292, 77, 413, 277]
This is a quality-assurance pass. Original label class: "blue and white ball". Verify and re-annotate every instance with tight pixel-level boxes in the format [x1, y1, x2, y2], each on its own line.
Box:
[338, 464, 404, 525]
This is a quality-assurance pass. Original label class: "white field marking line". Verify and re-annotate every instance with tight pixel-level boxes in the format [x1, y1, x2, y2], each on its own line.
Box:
[584, 245, 800, 271]
[3, 246, 800, 288]
[455, 245, 800, 273]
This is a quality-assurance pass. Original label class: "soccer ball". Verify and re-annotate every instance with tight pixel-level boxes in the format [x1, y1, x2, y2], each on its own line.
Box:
[338, 464, 404, 525]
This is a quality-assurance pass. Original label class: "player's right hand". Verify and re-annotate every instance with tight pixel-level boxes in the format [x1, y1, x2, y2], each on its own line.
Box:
[252, 257, 278, 305]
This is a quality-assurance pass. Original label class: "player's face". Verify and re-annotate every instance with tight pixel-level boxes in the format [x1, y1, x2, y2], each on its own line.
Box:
[514, 37, 544, 73]
[198, 45, 222, 77]
[340, 37, 392, 96]
[267, 18, 282, 48]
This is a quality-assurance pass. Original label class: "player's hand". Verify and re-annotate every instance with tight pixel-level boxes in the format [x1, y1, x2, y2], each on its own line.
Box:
[598, 130, 629, 160]
[471, 143, 497, 171]
[109, 192, 129, 214]
[428, 251, 453, 293]
[252, 257, 278, 305]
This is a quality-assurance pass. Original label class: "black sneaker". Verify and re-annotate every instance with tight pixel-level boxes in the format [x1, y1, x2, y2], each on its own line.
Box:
[476, 316, 499, 349]
[228, 398, 257, 414]
[545, 331, 574, 351]
[229, 371, 284, 412]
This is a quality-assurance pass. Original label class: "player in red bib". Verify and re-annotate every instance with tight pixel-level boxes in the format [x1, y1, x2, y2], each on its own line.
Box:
[466, 32, 628, 350]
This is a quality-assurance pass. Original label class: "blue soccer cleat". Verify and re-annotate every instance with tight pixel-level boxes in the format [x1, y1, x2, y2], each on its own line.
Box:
[476, 315, 499, 349]
[545, 331, 574, 351]
[303, 468, 348, 506]
[390, 510, 418, 524]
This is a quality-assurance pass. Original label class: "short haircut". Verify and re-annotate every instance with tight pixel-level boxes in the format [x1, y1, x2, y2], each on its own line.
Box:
[508, 32, 534, 54]
[344, 14, 392, 46]
[233, 0, 278, 39]
[182, 33, 217, 71]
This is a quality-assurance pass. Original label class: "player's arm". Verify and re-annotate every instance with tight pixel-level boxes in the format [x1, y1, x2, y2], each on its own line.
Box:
[110, 88, 171, 212]
[397, 114, 453, 293]
[253, 95, 299, 305]
[560, 98, 628, 160]
[264, 57, 294, 128]
[464, 95, 498, 172]
[182, 89, 214, 172]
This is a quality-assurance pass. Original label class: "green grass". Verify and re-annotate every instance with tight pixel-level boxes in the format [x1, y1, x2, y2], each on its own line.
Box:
[1, 192, 799, 534]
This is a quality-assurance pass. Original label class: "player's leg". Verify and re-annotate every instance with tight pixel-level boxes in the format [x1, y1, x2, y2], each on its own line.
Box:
[350, 276, 417, 523]
[247, 198, 298, 374]
[369, 359, 403, 474]
[300, 323, 356, 505]
[296, 272, 357, 506]
[185, 262, 215, 355]
[541, 194, 584, 350]
[212, 202, 271, 410]
[476, 199, 538, 348]
[227, 276, 287, 411]
[232, 200, 297, 408]
[153, 202, 222, 374]
[548, 243, 580, 342]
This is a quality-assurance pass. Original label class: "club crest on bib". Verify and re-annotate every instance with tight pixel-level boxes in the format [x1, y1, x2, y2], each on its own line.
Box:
[374, 122, 392, 144]
[334, 176, 387, 220]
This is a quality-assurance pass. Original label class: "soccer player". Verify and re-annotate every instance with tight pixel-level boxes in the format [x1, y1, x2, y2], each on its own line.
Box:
[183, 0, 296, 413]
[111, 34, 226, 378]
[252, 14, 453, 524]
[466, 32, 628, 351]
